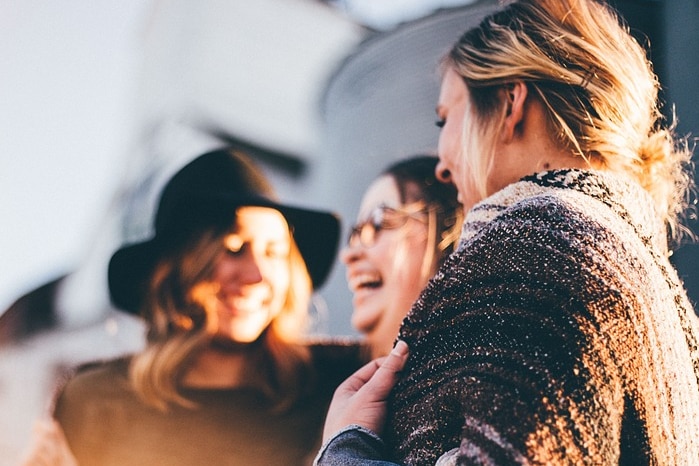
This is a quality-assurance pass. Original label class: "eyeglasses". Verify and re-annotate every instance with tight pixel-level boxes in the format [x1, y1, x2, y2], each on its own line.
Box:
[347, 204, 429, 248]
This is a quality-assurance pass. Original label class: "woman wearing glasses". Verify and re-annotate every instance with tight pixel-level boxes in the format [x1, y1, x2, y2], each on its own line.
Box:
[342, 155, 462, 359]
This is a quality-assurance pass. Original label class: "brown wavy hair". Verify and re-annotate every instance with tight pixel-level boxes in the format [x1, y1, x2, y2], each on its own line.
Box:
[129, 219, 312, 412]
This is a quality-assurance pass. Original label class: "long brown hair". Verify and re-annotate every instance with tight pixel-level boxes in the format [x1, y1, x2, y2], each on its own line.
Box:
[129, 218, 312, 412]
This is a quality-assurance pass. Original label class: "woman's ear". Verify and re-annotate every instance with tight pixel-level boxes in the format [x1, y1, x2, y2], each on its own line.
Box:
[501, 81, 528, 143]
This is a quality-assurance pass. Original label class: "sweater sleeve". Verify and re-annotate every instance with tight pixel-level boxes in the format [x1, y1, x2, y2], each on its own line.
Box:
[313, 425, 402, 466]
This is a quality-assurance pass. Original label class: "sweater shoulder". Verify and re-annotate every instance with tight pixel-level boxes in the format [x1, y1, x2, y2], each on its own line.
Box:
[469, 192, 607, 258]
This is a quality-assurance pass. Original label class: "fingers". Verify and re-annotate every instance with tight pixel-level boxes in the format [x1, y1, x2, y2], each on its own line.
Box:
[362, 340, 409, 400]
[335, 356, 386, 395]
[336, 340, 409, 396]
[382, 340, 409, 373]
[322, 341, 409, 441]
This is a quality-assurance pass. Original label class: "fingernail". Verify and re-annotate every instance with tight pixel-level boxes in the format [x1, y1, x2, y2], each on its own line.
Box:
[392, 340, 408, 356]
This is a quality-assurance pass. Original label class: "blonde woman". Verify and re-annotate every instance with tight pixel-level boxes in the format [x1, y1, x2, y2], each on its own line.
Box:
[24, 149, 364, 465]
[317, 1, 699, 464]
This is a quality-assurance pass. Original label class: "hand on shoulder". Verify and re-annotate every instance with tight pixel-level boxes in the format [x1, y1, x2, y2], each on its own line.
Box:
[322, 340, 409, 442]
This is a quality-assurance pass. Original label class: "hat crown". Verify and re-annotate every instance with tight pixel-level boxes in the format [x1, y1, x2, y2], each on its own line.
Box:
[108, 148, 341, 314]
[155, 149, 276, 234]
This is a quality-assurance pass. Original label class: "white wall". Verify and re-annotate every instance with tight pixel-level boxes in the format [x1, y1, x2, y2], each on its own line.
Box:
[0, 0, 151, 312]
[0, 3, 151, 462]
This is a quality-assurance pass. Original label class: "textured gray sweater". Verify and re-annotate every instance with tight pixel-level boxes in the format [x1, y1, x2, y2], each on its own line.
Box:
[387, 169, 699, 465]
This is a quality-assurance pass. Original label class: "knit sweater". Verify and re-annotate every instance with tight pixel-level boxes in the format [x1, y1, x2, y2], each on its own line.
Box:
[54, 341, 364, 466]
[386, 169, 699, 465]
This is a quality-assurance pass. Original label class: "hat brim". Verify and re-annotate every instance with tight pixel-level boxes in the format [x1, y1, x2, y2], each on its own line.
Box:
[108, 239, 163, 314]
[108, 196, 340, 315]
[200, 192, 342, 292]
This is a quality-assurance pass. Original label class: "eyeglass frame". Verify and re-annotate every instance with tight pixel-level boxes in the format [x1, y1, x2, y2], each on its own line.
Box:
[347, 203, 432, 248]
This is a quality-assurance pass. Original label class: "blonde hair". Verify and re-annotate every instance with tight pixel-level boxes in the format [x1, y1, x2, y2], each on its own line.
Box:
[445, 0, 694, 243]
[129, 219, 312, 412]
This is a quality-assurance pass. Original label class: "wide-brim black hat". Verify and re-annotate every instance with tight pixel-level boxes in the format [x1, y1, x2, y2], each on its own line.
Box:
[108, 148, 341, 314]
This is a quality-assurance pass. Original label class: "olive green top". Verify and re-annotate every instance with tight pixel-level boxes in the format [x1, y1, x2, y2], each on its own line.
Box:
[54, 341, 364, 466]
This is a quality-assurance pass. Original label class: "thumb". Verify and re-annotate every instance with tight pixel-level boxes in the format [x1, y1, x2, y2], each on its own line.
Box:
[362, 340, 409, 400]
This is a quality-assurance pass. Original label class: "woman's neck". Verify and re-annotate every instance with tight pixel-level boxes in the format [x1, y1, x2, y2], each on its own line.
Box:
[181, 344, 259, 389]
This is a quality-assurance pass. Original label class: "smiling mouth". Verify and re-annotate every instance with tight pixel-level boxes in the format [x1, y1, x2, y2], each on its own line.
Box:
[348, 273, 383, 292]
[218, 296, 262, 313]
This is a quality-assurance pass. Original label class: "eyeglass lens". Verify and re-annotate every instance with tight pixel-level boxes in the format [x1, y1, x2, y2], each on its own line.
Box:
[348, 207, 383, 247]
[347, 205, 423, 247]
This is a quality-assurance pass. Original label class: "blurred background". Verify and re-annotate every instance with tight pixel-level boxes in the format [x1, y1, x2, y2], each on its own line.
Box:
[1, 0, 696, 462]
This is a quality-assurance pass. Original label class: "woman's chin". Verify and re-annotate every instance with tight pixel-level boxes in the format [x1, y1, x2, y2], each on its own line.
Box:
[210, 328, 268, 350]
[352, 308, 382, 336]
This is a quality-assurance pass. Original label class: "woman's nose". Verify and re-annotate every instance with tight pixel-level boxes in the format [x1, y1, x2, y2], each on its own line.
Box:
[237, 252, 264, 284]
[340, 240, 363, 265]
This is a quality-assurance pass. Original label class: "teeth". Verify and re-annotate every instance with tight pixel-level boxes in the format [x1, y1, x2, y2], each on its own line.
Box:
[219, 295, 262, 312]
[348, 273, 382, 291]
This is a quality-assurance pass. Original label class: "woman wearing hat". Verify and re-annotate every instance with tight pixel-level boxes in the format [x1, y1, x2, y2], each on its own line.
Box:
[23, 148, 364, 465]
